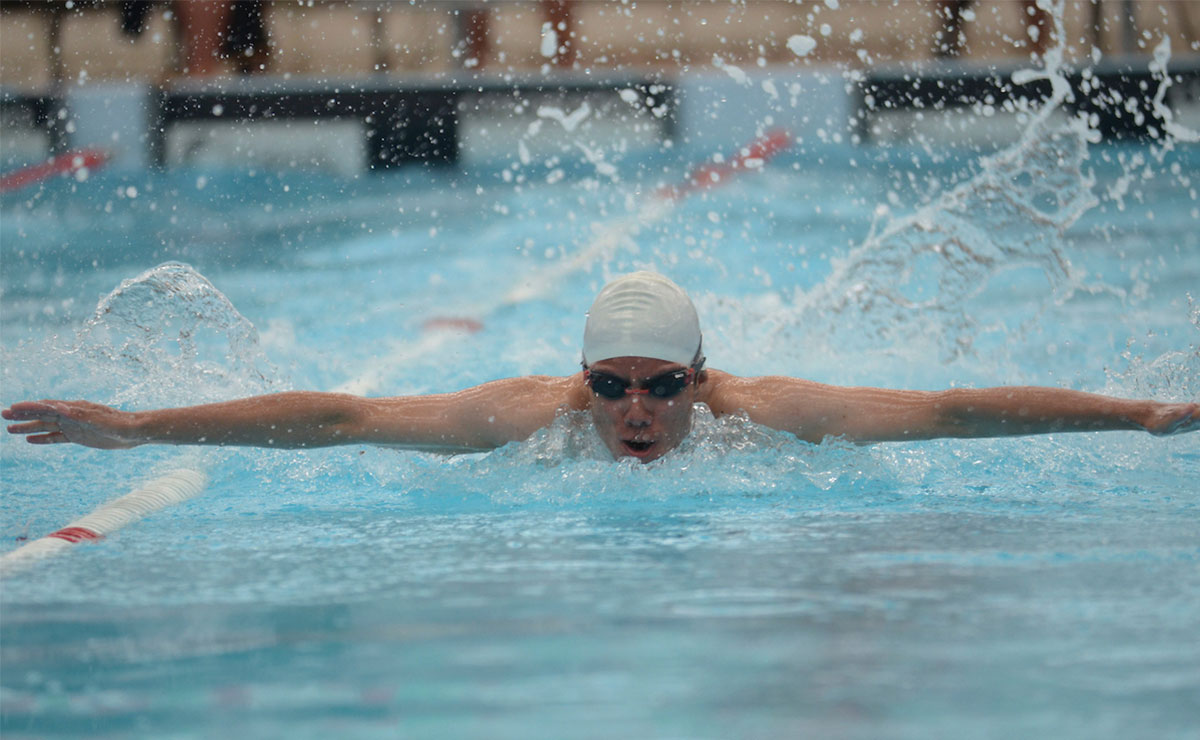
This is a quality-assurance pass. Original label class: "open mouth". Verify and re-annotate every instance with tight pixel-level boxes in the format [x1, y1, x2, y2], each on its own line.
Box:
[622, 439, 655, 457]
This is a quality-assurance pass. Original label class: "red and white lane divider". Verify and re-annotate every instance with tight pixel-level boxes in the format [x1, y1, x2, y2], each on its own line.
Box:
[655, 127, 793, 201]
[0, 148, 110, 193]
[336, 129, 793, 396]
[0, 468, 207, 578]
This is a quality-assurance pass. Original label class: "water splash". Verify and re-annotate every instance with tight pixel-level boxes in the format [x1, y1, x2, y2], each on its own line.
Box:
[1148, 37, 1200, 147]
[779, 1, 1102, 364]
[1105, 295, 1200, 403]
[335, 395, 1180, 515]
[73, 262, 280, 408]
[346, 405, 946, 508]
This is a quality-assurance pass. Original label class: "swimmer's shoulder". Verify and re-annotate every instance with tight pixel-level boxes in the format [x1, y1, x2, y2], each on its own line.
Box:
[559, 372, 591, 411]
[699, 368, 740, 412]
[520, 372, 590, 412]
[446, 374, 589, 413]
[701, 370, 824, 416]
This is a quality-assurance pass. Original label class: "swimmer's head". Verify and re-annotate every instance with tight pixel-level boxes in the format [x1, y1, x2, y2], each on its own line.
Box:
[582, 273, 706, 463]
[582, 271, 704, 369]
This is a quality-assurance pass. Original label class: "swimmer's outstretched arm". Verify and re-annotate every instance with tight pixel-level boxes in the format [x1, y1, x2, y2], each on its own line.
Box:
[705, 373, 1199, 443]
[3, 376, 585, 452]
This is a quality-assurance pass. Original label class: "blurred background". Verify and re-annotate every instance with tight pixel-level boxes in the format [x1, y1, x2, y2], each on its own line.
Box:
[4, 1, 1198, 180]
[1, 0, 1196, 87]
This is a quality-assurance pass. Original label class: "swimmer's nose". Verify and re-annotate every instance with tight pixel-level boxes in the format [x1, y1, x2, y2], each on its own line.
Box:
[624, 398, 652, 426]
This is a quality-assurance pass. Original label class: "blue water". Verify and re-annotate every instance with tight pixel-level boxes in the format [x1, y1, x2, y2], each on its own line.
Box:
[1, 100, 1199, 738]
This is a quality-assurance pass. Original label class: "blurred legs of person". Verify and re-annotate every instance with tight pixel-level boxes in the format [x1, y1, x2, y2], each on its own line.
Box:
[175, 0, 231, 77]
[223, 0, 270, 75]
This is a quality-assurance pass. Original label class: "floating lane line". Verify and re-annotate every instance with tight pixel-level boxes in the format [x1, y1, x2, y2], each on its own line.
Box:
[335, 129, 793, 396]
[0, 467, 208, 579]
[0, 148, 110, 193]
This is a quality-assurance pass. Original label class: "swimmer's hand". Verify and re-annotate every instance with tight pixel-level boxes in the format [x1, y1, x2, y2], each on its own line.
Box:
[1139, 402, 1200, 436]
[2, 401, 141, 449]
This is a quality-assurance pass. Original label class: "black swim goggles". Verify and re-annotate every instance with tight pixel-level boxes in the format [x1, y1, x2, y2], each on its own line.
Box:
[583, 367, 696, 400]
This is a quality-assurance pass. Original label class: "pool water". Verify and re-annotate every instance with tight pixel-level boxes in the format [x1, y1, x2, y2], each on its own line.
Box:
[2, 84, 1199, 738]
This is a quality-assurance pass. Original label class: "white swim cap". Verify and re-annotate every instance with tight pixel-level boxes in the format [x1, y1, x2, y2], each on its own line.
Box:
[582, 272, 703, 367]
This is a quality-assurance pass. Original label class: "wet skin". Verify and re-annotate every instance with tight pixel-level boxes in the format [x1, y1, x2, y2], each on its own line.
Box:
[584, 356, 707, 463]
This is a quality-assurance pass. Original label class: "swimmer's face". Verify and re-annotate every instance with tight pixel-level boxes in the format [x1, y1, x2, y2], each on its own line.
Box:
[585, 356, 703, 463]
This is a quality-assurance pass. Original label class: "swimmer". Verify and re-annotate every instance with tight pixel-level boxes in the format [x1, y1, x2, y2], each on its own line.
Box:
[4, 272, 1198, 462]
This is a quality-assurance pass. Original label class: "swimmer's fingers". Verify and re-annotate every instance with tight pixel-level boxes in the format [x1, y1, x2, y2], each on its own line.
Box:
[5, 416, 70, 444]
[2, 400, 138, 449]
[2, 400, 66, 422]
[25, 432, 69, 445]
[5, 417, 71, 445]
[3, 401, 69, 439]
[6, 419, 63, 436]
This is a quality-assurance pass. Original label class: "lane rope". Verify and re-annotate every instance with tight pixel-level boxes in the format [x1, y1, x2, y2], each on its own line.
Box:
[0, 148, 110, 193]
[0, 468, 208, 578]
